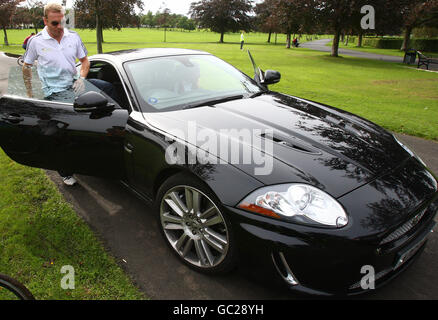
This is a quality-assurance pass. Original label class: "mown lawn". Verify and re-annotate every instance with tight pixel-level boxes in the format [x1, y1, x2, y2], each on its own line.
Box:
[0, 150, 146, 300]
[2, 27, 298, 46]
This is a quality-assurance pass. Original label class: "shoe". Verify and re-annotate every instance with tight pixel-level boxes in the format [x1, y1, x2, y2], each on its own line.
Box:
[62, 176, 77, 186]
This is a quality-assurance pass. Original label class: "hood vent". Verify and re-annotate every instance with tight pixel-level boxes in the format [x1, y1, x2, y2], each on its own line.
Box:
[261, 132, 322, 155]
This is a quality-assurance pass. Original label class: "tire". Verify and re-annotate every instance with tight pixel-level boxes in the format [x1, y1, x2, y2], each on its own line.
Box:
[0, 274, 35, 300]
[156, 172, 237, 274]
[17, 56, 24, 66]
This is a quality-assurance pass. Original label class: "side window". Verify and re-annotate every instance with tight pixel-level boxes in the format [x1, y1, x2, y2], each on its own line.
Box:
[7, 65, 119, 106]
[80, 61, 130, 110]
[8, 66, 45, 100]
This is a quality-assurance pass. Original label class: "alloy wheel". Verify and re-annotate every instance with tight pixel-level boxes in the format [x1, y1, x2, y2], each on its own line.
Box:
[160, 185, 229, 269]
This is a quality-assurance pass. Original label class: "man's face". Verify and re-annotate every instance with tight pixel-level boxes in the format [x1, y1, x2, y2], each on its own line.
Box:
[44, 11, 64, 37]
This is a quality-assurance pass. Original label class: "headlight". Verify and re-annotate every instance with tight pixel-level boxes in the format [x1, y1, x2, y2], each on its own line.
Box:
[238, 184, 348, 228]
[393, 135, 427, 167]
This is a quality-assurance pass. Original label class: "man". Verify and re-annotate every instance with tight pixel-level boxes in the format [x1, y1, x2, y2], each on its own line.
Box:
[240, 31, 245, 50]
[22, 2, 90, 186]
[22, 32, 35, 50]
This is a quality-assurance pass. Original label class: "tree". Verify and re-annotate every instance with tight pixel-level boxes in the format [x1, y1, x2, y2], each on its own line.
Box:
[0, 0, 22, 45]
[269, 0, 316, 48]
[254, 0, 280, 43]
[26, 0, 44, 33]
[141, 10, 156, 27]
[74, 0, 143, 53]
[399, 0, 438, 50]
[156, 7, 171, 41]
[189, 0, 253, 43]
[315, 0, 367, 57]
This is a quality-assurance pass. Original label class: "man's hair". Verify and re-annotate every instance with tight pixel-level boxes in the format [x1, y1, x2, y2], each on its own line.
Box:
[44, 3, 64, 19]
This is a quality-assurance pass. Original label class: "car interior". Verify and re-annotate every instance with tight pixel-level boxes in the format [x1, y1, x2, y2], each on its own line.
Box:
[86, 61, 130, 110]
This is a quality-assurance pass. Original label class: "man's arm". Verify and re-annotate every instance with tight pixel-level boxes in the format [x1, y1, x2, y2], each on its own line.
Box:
[72, 56, 90, 94]
[22, 63, 33, 98]
[78, 56, 90, 79]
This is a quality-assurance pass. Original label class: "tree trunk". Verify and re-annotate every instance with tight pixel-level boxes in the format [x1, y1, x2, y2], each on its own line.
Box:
[34, 25, 38, 34]
[275, 33, 277, 45]
[340, 32, 345, 43]
[267, 31, 271, 43]
[3, 26, 8, 46]
[345, 35, 349, 46]
[358, 33, 363, 47]
[96, 2, 103, 54]
[286, 33, 291, 49]
[100, 27, 104, 43]
[401, 26, 412, 51]
[220, 32, 224, 43]
[331, 29, 341, 57]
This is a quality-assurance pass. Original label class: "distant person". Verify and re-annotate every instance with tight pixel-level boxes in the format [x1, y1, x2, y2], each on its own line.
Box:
[22, 32, 35, 50]
[240, 31, 245, 50]
[293, 38, 299, 47]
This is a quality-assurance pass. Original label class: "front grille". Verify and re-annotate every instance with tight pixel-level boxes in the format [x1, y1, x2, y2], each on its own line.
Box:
[380, 208, 427, 245]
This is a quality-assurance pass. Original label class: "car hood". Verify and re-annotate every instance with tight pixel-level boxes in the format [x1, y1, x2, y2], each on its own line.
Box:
[144, 92, 410, 198]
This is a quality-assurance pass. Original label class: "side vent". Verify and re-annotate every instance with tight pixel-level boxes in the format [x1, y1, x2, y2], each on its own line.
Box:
[261, 132, 321, 155]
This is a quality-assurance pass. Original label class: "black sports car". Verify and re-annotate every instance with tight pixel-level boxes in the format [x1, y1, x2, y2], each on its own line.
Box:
[1, 48, 437, 296]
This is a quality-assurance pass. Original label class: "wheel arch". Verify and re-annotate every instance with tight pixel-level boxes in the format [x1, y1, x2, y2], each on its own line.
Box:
[152, 164, 264, 207]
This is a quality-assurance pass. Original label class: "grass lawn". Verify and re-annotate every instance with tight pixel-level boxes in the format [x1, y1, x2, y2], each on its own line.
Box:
[0, 150, 145, 300]
[1, 28, 302, 47]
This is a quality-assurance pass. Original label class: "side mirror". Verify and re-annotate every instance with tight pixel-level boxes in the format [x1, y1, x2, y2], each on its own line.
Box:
[261, 70, 281, 86]
[73, 91, 114, 113]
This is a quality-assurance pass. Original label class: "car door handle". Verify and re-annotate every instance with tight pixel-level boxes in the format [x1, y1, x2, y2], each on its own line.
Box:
[124, 142, 134, 154]
[1, 114, 24, 124]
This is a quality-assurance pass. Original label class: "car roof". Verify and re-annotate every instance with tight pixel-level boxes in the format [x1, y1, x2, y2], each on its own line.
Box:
[89, 48, 211, 63]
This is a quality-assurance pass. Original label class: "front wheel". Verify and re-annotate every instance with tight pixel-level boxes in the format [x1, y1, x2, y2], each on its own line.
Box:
[156, 173, 237, 274]
[0, 274, 35, 300]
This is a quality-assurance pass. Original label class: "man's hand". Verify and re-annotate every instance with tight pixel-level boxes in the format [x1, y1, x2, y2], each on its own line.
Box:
[73, 77, 85, 94]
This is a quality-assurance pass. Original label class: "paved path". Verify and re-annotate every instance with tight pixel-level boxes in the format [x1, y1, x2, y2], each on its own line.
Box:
[1, 52, 438, 299]
[303, 39, 438, 72]
[302, 39, 404, 63]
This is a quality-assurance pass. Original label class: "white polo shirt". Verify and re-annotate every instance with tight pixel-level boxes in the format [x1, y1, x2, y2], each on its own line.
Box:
[24, 27, 88, 97]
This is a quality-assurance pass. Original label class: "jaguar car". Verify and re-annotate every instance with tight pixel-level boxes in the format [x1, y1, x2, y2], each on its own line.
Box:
[0, 48, 437, 296]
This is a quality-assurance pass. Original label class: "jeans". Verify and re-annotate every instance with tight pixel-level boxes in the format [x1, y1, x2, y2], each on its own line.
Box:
[87, 78, 118, 102]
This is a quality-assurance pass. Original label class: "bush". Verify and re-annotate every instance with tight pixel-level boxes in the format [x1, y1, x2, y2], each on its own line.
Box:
[413, 27, 438, 38]
[362, 38, 404, 49]
[411, 39, 438, 52]
[362, 37, 438, 52]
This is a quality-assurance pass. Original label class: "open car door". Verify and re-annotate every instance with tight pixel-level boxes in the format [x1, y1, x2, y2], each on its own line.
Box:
[0, 67, 129, 179]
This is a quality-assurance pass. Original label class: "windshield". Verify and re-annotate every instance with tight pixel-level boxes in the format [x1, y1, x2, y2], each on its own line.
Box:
[124, 54, 264, 112]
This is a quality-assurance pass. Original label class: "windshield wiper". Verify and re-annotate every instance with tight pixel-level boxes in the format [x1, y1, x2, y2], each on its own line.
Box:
[182, 94, 244, 110]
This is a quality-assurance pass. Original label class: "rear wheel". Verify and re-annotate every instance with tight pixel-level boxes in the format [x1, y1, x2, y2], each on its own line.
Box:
[156, 173, 237, 274]
[17, 56, 24, 66]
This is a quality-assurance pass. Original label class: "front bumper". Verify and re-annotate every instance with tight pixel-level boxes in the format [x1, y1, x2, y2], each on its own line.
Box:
[224, 195, 438, 297]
